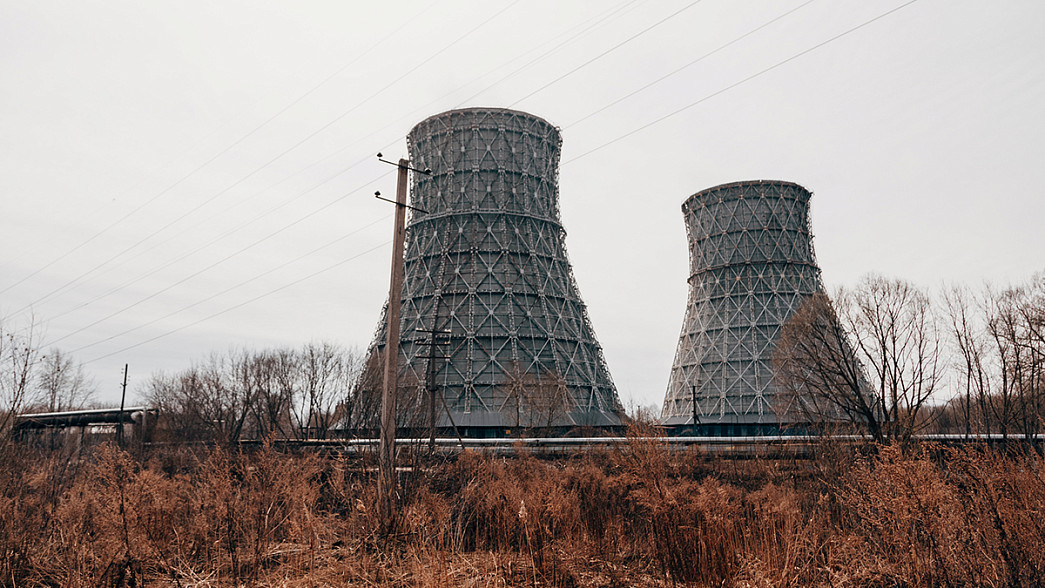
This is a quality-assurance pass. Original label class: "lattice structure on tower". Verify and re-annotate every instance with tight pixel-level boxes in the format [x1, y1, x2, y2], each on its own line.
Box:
[365, 108, 623, 435]
[662, 180, 826, 434]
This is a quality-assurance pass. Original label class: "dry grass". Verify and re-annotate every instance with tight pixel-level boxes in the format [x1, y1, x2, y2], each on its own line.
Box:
[0, 438, 1043, 587]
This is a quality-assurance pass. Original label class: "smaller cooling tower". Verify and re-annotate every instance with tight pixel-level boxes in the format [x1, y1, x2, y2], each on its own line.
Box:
[662, 180, 825, 434]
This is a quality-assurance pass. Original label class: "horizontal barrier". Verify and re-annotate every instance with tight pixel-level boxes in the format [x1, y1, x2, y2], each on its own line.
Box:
[226, 434, 1038, 458]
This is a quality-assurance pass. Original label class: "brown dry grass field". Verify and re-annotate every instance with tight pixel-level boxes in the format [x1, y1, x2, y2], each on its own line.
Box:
[1, 435, 1044, 587]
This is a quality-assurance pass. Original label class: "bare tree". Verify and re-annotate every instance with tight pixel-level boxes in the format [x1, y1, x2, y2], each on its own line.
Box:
[984, 282, 1045, 443]
[336, 346, 366, 432]
[1018, 274, 1045, 351]
[249, 349, 295, 440]
[222, 349, 274, 443]
[33, 348, 95, 412]
[145, 343, 367, 443]
[143, 371, 199, 442]
[347, 350, 386, 435]
[1013, 275, 1045, 442]
[943, 285, 991, 437]
[774, 292, 884, 441]
[144, 350, 263, 445]
[774, 276, 943, 442]
[0, 316, 43, 439]
[295, 342, 358, 440]
[984, 287, 1023, 439]
[849, 277, 943, 440]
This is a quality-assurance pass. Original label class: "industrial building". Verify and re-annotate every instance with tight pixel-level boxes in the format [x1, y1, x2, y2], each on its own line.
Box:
[662, 180, 826, 435]
[364, 108, 623, 437]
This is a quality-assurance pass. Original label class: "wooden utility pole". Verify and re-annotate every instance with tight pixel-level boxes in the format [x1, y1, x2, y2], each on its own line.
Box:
[117, 364, 128, 448]
[378, 158, 410, 534]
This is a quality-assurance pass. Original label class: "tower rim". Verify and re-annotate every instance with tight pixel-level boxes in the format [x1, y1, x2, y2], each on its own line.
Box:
[410, 106, 559, 134]
[683, 179, 811, 208]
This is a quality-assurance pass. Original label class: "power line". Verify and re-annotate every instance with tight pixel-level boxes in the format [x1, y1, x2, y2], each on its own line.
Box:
[20, 0, 597, 330]
[509, 0, 706, 108]
[564, 0, 920, 165]
[0, 126, 226, 297]
[13, 1, 519, 317]
[453, 0, 644, 108]
[33, 0, 645, 346]
[24, 1, 560, 340]
[564, 0, 820, 129]
[0, 0, 436, 298]
[84, 240, 392, 364]
[37, 0, 919, 362]
[31, 0, 534, 335]
[45, 172, 391, 348]
[69, 214, 391, 355]
[45, 151, 395, 325]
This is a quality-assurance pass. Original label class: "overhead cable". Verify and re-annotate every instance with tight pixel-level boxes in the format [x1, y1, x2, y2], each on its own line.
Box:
[564, 0, 921, 165]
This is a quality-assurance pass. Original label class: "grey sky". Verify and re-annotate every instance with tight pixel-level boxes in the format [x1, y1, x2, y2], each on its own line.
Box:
[2, 0, 1043, 408]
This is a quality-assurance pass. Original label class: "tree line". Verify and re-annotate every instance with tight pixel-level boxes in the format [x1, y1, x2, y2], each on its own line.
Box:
[4, 271, 1043, 446]
[143, 342, 371, 443]
[0, 318, 372, 444]
[774, 272, 1045, 444]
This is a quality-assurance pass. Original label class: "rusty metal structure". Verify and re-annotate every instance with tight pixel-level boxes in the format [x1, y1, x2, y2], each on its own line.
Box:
[366, 108, 623, 436]
[662, 180, 825, 434]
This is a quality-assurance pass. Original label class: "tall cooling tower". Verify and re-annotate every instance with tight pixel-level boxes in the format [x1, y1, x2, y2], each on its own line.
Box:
[366, 108, 622, 435]
[662, 180, 825, 435]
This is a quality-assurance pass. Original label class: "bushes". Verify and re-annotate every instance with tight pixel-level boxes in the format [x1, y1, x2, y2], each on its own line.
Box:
[838, 445, 1045, 587]
[0, 443, 1043, 586]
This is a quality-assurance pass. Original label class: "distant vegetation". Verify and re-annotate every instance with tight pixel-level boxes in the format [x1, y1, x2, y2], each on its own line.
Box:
[0, 318, 97, 435]
[774, 272, 1045, 443]
[1, 273, 1043, 585]
[1, 433, 1044, 586]
[3, 272, 1043, 444]
[141, 342, 371, 444]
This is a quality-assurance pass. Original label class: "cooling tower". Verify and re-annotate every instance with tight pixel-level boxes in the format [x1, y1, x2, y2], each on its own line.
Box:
[366, 107, 623, 435]
[662, 180, 825, 434]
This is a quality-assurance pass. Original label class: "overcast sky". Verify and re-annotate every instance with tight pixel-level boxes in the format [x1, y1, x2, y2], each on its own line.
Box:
[2, 0, 1043, 408]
